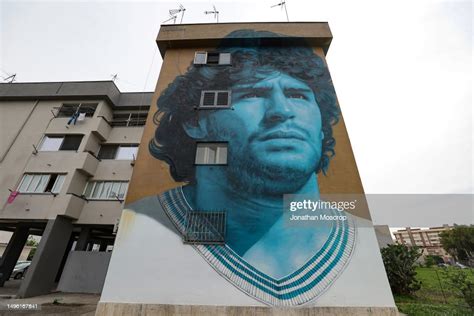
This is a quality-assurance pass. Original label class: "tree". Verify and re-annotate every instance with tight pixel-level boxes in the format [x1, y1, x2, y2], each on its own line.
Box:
[25, 236, 38, 261]
[440, 225, 474, 265]
[381, 244, 422, 295]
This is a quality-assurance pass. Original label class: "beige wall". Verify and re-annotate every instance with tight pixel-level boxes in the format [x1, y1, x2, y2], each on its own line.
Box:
[0, 98, 144, 224]
[126, 45, 370, 219]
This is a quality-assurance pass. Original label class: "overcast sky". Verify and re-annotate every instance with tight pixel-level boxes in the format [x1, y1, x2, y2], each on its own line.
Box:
[1, 1, 472, 204]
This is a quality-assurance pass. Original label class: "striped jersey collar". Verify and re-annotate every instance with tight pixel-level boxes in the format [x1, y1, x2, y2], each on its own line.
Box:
[158, 187, 356, 306]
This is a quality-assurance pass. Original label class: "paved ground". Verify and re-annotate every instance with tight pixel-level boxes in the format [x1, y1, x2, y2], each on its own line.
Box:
[0, 280, 99, 315]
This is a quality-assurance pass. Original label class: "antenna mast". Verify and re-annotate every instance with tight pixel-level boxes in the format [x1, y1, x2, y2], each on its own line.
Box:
[271, 1, 289, 22]
[204, 5, 219, 23]
[3, 74, 16, 83]
[169, 4, 186, 24]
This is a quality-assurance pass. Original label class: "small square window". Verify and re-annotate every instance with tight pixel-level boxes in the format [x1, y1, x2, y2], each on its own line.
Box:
[206, 52, 220, 65]
[194, 52, 207, 65]
[199, 91, 231, 108]
[184, 211, 226, 244]
[193, 51, 231, 66]
[195, 143, 227, 165]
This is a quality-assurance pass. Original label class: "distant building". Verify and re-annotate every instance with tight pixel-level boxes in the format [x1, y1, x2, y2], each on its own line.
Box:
[393, 225, 453, 263]
[0, 81, 152, 297]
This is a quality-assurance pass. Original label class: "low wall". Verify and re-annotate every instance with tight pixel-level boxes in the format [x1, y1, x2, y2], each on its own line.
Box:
[58, 251, 111, 294]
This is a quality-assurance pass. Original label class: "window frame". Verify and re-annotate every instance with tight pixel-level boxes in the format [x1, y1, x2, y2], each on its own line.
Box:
[193, 51, 232, 66]
[17, 173, 66, 195]
[194, 142, 228, 165]
[199, 90, 232, 109]
[57, 103, 98, 118]
[83, 181, 129, 201]
[38, 135, 83, 152]
[97, 144, 138, 160]
[110, 112, 148, 127]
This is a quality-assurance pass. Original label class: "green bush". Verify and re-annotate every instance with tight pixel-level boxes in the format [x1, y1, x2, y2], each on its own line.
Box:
[441, 267, 474, 310]
[381, 244, 422, 295]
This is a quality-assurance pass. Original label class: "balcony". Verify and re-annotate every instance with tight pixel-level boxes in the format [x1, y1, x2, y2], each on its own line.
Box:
[45, 116, 111, 141]
[1, 192, 86, 220]
[26, 151, 99, 176]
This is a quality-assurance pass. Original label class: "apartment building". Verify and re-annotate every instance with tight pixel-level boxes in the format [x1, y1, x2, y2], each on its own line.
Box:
[394, 226, 453, 262]
[0, 81, 152, 297]
[96, 22, 397, 314]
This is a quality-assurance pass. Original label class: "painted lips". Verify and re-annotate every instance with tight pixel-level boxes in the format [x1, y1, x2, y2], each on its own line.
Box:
[258, 130, 306, 142]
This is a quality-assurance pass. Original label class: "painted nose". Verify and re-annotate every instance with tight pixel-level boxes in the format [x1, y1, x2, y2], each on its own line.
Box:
[263, 89, 294, 124]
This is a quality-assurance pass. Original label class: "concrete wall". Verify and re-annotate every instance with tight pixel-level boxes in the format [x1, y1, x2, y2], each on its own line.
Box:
[58, 251, 111, 294]
[374, 225, 395, 249]
[0, 97, 144, 222]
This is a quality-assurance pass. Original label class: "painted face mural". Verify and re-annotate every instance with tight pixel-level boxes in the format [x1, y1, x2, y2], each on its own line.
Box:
[144, 30, 356, 306]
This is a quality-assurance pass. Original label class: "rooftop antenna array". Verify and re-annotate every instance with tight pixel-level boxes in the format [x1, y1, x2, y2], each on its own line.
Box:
[271, 1, 289, 22]
[165, 4, 186, 24]
[204, 5, 219, 23]
[163, 13, 177, 24]
[2, 74, 16, 83]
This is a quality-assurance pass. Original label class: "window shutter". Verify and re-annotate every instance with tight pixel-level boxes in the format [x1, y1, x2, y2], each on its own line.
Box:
[216, 92, 230, 106]
[202, 92, 216, 107]
[218, 53, 231, 65]
[194, 52, 207, 65]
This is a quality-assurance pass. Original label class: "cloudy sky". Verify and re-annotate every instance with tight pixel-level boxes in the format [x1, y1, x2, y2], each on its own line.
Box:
[1, 0, 472, 209]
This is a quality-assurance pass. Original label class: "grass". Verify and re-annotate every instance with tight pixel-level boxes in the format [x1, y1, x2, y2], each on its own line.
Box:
[394, 267, 474, 316]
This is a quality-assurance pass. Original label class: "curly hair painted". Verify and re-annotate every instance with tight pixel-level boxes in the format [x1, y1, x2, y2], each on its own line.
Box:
[150, 29, 340, 182]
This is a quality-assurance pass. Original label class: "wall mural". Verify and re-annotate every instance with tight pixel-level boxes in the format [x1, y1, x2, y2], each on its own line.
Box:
[105, 29, 395, 308]
[126, 30, 357, 306]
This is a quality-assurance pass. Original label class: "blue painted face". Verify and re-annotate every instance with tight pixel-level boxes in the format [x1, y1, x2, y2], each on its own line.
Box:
[204, 72, 324, 192]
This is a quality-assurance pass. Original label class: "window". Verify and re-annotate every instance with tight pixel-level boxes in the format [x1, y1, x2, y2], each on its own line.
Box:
[57, 103, 97, 118]
[39, 135, 83, 151]
[195, 143, 227, 165]
[97, 144, 138, 160]
[111, 112, 148, 127]
[18, 174, 66, 194]
[83, 181, 129, 200]
[194, 52, 231, 65]
[199, 91, 231, 108]
[184, 211, 226, 244]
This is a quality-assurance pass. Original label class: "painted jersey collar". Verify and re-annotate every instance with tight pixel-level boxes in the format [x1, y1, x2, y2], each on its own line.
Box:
[158, 187, 356, 306]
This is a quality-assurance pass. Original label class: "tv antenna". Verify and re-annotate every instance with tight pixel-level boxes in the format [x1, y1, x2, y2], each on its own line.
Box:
[163, 13, 177, 24]
[204, 5, 219, 23]
[169, 4, 186, 24]
[271, 1, 289, 22]
[2, 74, 16, 83]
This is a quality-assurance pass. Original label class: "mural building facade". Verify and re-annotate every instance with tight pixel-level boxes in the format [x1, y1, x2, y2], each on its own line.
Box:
[98, 22, 397, 314]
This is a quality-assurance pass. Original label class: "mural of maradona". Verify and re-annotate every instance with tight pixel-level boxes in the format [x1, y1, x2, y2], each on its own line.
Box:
[145, 30, 353, 305]
[97, 30, 400, 310]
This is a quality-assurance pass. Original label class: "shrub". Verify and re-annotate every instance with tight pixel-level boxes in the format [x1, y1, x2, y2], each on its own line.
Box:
[442, 267, 474, 310]
[381, 244, 422, 295]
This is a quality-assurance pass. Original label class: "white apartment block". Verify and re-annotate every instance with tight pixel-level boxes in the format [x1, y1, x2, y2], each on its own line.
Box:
[0, 81, 152, 297]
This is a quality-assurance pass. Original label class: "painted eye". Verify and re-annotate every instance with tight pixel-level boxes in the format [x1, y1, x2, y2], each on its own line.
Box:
[287, 93, 307, 100]
[241, 93, 261, 99]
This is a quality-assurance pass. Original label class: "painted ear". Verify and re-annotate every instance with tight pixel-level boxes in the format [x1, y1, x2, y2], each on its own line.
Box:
[182, 118, 208, 139]
[321, 131, 325, 140]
